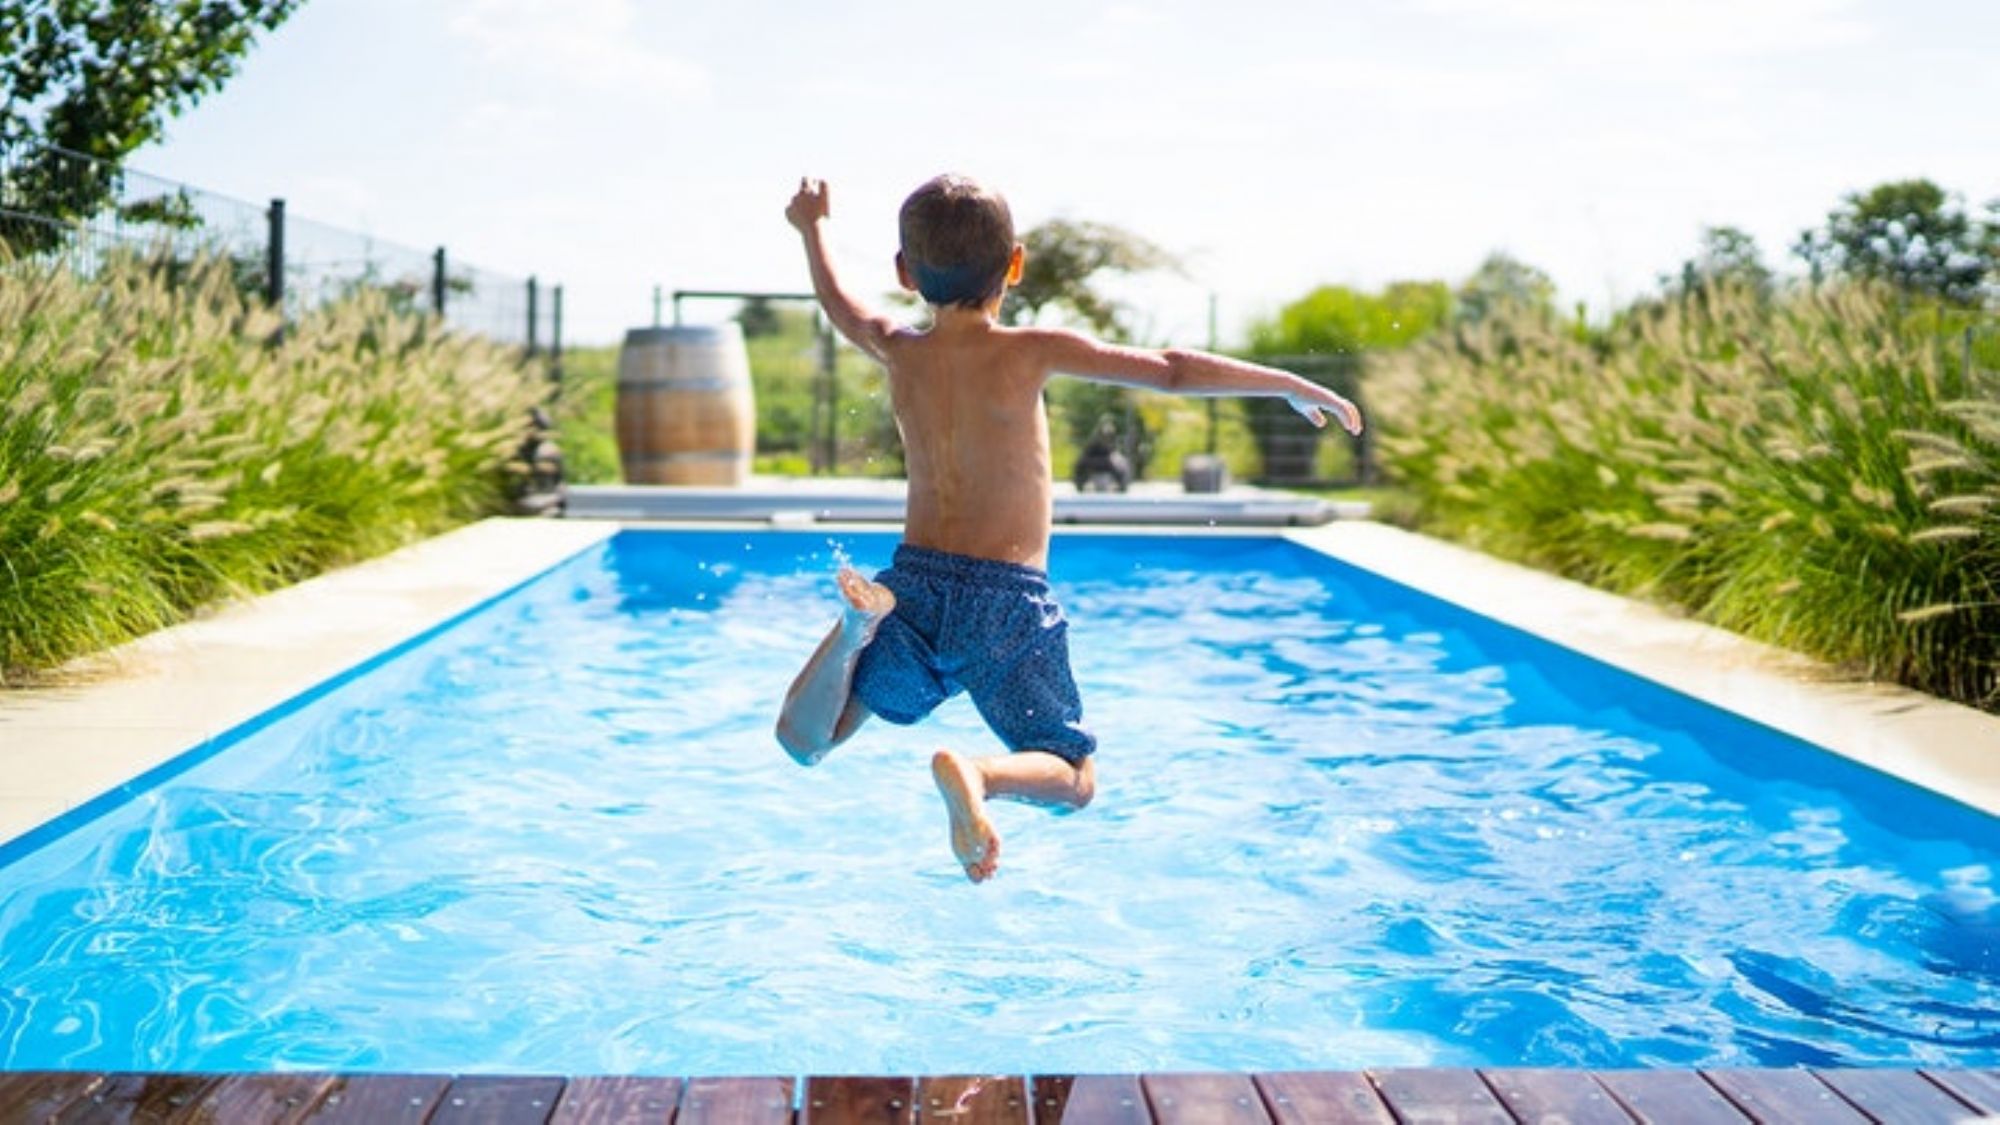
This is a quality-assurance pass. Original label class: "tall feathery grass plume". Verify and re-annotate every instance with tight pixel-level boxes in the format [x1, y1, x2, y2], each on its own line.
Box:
[1, 250, 549, 685]
[1369, 280, 1999, 711]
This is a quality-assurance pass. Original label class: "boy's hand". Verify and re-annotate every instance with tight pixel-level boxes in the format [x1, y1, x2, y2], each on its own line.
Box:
[786, 177, 831, 232]
[1287, 388, 1364, 435]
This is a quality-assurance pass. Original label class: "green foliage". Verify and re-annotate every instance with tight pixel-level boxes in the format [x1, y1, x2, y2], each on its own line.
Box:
[1243, 281, 1447, 482]
[991, 217, 1184, 474]
[1370, 279, 2000, 711]
[0, 0, 301, 251]
[549, 345, 620, 485]
[1666, 226, 1774, 302]
[740, 306, 898, 477]
[736, 296, 782, 339]
[1454, 253, 1556, 326]
[1248, 281, 1450, 355]
[0, 251, 546, 683]
[1002, 218, 1179, 341]
[1792, 179, 1997, 305]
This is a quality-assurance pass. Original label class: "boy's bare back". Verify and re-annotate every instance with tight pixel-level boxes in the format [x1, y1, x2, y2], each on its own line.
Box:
[880, 313, 1073, 569]
[785, 174, 1361, 573]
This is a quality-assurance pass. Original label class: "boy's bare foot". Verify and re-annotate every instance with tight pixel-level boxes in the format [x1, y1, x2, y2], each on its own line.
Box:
[836, 566, 895, 634]
[931, 749, 999, 883]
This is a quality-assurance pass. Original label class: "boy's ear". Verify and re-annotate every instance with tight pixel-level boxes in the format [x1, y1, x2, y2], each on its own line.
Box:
[1005, 244, 1025, 286]
[894, 251, 917, 292]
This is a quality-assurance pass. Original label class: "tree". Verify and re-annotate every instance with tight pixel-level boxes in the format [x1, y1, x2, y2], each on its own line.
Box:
[1001, 218, 1179, 341]
[735, 295, 783, 338]
[1454, 252, 1556, 325]
[1792, 179, 1995, 306]
[1668, 225, 1773, 301]
[1000, 218, 1181, 480]
[1, 0, 302, 250]
[1247, 280, 1451, 355]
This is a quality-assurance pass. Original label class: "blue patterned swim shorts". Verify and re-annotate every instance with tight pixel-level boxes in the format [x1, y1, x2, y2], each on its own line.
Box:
[851, 544, 1097, 764]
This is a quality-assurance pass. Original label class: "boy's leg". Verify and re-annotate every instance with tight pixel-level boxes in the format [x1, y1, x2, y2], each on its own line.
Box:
[774, 568, 895, 766]
[931, 748, 1095, 883]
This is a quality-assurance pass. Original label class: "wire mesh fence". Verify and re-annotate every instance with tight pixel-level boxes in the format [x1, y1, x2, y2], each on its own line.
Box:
[720, 306, 1373, 487]
[0, 140, 549, 349]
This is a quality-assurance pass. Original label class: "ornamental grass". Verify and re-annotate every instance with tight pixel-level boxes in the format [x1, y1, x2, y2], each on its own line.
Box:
[1, 252, 547, 683]
[1369, 282, 1999, 711]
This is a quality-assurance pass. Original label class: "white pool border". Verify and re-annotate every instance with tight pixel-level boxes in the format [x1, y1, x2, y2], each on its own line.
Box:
[2, 515, 1996, 854]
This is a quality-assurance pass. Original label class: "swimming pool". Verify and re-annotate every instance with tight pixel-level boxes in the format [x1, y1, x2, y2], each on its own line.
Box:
[1, 528, 1995, 1075]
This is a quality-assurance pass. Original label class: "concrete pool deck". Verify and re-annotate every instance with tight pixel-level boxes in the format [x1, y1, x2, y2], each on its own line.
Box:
[1, 512, 1996, 856]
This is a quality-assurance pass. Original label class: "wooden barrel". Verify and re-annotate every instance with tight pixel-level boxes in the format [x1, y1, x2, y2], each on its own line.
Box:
[615, 324, 755, 485]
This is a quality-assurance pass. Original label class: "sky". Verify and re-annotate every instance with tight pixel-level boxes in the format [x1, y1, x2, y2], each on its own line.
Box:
[134, 0, 2000, 347]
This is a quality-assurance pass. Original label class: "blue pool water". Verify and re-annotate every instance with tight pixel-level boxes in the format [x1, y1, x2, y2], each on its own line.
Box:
[1, 529, 1996, 1075]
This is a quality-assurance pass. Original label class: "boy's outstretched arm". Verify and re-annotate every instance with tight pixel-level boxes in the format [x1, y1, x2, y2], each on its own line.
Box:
[786, 177, 898, 362]
[1038, 330, 1364, 434]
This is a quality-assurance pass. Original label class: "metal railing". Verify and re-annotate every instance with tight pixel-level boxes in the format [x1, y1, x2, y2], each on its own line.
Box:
[712, 305, 1374, 486]
[0, 141, 557, 352]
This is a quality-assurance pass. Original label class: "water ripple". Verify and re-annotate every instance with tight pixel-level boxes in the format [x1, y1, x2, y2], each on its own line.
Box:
[1, 533, 1995, 1073]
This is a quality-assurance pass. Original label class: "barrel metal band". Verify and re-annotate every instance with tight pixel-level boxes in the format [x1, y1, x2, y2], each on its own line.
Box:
[616, 379, 745, 394]
[625, 450, 751, 463]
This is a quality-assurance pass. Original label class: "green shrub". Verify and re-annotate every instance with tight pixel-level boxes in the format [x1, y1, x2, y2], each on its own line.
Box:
[1370, 282, 1999, 710]
[0, 252, 547, 683]
[550, 344, 620, 485]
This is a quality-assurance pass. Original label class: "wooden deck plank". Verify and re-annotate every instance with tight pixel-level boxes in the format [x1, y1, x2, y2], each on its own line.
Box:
[915, 1075, 1029, 1125]
[0, 1072, 105, 1122]
[1368, 1069, 1512, 1124]
[182, 1073, 340, 1124]
[551, 1076, 686, 1123]
[675, 1077, 792, 1125]
[1701, 1068, 1869, 1124]
[1595, 1070, 1750, 1124]
[428, 1075, 568, 1125]
[1812, 1069, 1981, 1125]
[1923, 1068, 2000, 1115]
[303, 1075, 453, 1124]
[1141, 1073, 1270, 1124]
[801, 1076, 913, 1125]
[1252, 1071, 1394, 1124]
[51, 1072, 222, 1124]
[14, 1067, 2000, 1124]
[1030, 1075, 1150, 1125]
[1481, 1068, 1633, 1124]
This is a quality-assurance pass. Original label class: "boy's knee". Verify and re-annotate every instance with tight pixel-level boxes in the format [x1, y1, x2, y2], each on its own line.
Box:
[773, 718, 823, 767]
[1068, 758, 1096, 808]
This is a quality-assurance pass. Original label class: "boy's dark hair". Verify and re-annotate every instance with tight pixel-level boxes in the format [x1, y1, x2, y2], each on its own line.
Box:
[898, 174, 1015, 309]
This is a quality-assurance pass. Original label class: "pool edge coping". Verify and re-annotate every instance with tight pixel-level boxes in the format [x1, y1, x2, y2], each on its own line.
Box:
[2, 515, 1995, 855]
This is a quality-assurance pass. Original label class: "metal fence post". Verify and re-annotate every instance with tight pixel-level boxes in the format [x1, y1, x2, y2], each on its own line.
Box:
[432, 247, 447, 316]
[264, 198, 285, 311]
[526, 275, 539, 356]
[551, 284, 564, 387]
[820, 320, 839, 475]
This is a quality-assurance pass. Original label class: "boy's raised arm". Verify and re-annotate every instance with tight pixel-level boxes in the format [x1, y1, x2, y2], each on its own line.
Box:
[786, 178, 898, 362]
[1038, 329, 1363, 435]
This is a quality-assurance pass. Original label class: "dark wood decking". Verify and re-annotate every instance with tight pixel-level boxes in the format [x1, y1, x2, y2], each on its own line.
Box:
[2, 1068, 1995, 1124]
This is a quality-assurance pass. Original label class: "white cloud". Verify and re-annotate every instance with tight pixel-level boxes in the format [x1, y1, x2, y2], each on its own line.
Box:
[1413, 0, 1872, 57]
[446, 0, 708, 100]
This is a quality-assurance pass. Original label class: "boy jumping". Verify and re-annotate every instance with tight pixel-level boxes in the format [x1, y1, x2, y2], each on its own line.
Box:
[774, 174, 1362, 883]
